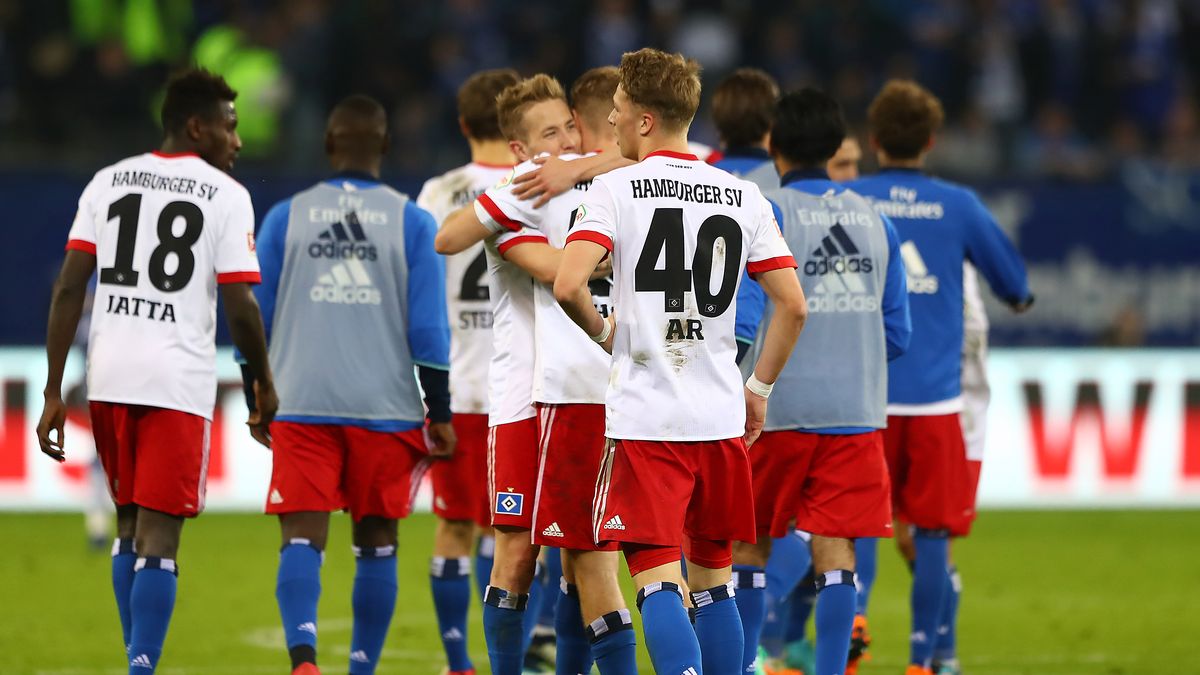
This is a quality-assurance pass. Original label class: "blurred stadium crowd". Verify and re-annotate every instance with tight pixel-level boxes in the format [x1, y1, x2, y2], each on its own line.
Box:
[4, 0, 1200, 179]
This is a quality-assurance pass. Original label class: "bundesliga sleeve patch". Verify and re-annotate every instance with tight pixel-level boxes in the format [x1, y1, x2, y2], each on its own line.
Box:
[495, 491, 524, 516]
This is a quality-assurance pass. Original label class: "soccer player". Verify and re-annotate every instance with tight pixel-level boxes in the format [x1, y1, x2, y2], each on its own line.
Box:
[826, 135, 863, 182]
[848, 80, 1032, 675]
[36, 68, 277, 674]
[710, 68, 780, 193]
[555, 48, 808, 675]
[731, 88, 911, 675]
[252, 95, 454, 675]
[416, 67, 519, 675]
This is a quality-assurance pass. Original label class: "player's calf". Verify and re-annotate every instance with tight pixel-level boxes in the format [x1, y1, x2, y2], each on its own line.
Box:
[733, 538, 772, 674]
[809, 536, 856, 675]
[431, 518, 477, 675]
[483, 527, 540, 675]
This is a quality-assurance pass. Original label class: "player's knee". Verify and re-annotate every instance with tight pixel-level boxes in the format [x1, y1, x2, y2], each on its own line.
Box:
[352, 516, 398, 549]
[434, 518, 476, 554]
[732, 539, 771, 567]
[810, 535, 855, 575]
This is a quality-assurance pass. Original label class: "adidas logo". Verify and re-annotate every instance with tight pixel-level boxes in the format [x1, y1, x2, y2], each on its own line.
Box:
[443, 627, 464, 641]
[683, 667, 699, 675]
[310, 258, 382, 305]
[435, 496, 447, 510]
[900, 241, 939, 294]
[269, 488, 284, 505]
[308, 211, 378, 260]
[804, 224, 879, 313]
[297, 621, 317, 635]
[130, 654, 153, 669]
[350, 649, 371, 663]
[603, 515, 626, 531]
[542, 522, 565, 538]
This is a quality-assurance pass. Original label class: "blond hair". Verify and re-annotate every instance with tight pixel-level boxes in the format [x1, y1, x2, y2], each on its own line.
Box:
[496, 74, 568, 142]
[618, 48, 701, 132]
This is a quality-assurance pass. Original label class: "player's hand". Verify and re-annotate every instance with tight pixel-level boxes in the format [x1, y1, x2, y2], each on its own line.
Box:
[512, 156, 581, 207]
[743, 387, 767, 448]
[36, 393, 68, 463]
[427, 422, 457, 459]
[247, 379, 278, 449]
[598, 314, 615, 354]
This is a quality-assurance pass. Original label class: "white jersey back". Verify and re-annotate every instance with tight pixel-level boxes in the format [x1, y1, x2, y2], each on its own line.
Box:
[417, 162, 513, 414]
[568, 150, 795, 440]
[481, 227, 546, 425]
[66, 151, 260, 419]
[962, 261, 989, 338]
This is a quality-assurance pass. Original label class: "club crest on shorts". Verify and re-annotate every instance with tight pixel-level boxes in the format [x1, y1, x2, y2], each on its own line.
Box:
[495, 491, 524, 516]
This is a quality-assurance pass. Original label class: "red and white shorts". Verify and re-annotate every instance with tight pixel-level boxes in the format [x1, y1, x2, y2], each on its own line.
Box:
[431, 413, 491, 527]
[883, 414, 976, 536]
[592, 438, 757, 557]
[90, 402, 211, 518]
[267, 422, 431, 521]
[531, 403, 618, 551]
[487, 416, 540, 529]
[750, 430, 893, 539]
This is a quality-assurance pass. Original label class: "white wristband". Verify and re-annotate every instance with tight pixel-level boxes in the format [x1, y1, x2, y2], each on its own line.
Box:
[745, 374, 774, 398]
[590, 317, 613, 344]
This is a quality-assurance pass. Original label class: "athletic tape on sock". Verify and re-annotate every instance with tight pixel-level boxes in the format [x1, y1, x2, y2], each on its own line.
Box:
[430, 555, 471, 577]
[636, 581, 684, 612]
[112, 538, 135, 556]
[484, 585, 529, 610]
[586, 608, 634, 641]
[689, 581, 737, 607]
[733, 569, 766, 589]
[477, 535, 496, 558]
[815, 569, 855, 591]
[134, 557, 178, 576]
[352, 544, 397, 558]
[560, 578, 579, 597]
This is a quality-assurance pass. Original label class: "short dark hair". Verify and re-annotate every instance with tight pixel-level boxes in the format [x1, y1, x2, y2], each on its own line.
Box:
[161, 68, 237, 136]
[571, 66, 620, 130]
[712, 68, 779, 148]
[458, 69, 521, 140]
[867, 79, 944, 160]
[770, 88, 846, 167]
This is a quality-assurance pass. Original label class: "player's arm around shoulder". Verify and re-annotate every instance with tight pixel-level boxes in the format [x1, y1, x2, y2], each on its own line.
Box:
[554, 178, 617, 352]
[435, 164, 539, 254]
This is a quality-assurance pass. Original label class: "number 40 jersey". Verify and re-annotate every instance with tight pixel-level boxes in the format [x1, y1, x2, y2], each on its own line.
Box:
[65, 151, 261, 419]
[567, 150, 796, 442]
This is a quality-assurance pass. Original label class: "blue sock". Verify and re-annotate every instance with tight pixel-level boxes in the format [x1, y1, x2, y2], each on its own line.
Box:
[483, 585, 529, 675]
[911, 530, 950, 668]
[126, 557, 177, 673]
[854, 538, 878, 616]
[555, 580, 594, 675]
[692, 582, 745, 675]
[276, 538, 323, 664]
[349, 545, 398, 674]
[430, 556, 473, 672]
[522, 562, 546, 653]
[475, 534, 495, 602]
[587, 610, 638, 675]
[786, 574, 816, 644]
[733, 565, 766, 673]
[933, 565, 961, 664]
[111, 538, 137, 654]
[814, 570, 857, 675]
[763, 531, 813, 654]
[637, 582, 702, 674]
[540, 548, 562, 628]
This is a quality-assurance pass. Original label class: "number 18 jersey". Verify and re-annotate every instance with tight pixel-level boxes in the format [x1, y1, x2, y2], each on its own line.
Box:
[65, 151, 260, 419]
[567, 150, 796, 441]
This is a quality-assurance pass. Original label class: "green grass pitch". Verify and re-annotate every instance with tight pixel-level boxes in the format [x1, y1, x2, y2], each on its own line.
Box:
[1, 510, 1196, 674]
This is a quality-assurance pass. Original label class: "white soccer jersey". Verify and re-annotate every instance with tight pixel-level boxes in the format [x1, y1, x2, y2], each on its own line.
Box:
[417, 161, 513, 414]
[567, 150, 796, 440]
[474, 154, 611, 404]
[962, 261, 989, 338]
[65, 151, 260, 419]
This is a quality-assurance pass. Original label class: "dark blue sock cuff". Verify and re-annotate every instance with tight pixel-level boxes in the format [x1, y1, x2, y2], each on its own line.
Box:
[815, 569, 855, 591]
[353, 544, 397, 559]
[112, 538, 136, 556]
[732, 567, 766, 589]
[689, 581, 736, 607]
[913, 527, 951, 538]
[586, 609, 634, 642]
[281, 537, 324, 555]
[430, 556, 470, 578]
[484, 585, 528, 610]
[635, 581, 683, 612]
[135, 557, 178, 577]
[560, 578, 579, 597]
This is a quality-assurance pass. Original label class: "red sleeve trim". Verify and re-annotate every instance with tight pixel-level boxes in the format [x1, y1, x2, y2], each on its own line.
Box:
[565, 230, 614, 252]
[217, 271, 262, 285]
[747, 255, 798, 277]
[65, 239, 96, 255]
[477, 193, 523, 232]
[497, 235, 548, 257]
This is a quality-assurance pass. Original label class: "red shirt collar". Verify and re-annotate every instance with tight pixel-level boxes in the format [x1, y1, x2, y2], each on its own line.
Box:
[644, 149, 699, 161]
[152, 150, 200, 159]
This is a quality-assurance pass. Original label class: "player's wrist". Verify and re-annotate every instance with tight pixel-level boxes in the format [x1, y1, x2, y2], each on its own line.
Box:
[589, 316, 613, 343]
[745, 373, 774, 398]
